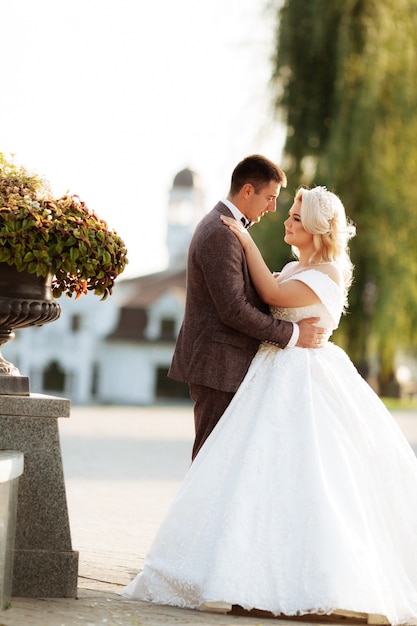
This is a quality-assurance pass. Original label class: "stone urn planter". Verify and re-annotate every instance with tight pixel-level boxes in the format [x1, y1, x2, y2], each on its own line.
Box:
[0, 263, 60, 394]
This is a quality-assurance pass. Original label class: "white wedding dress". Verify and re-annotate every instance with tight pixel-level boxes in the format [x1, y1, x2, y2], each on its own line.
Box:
[123, 270, 417, 625]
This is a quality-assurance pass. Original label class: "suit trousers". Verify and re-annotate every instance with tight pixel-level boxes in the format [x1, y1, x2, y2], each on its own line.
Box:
[189, 383, 235, 460]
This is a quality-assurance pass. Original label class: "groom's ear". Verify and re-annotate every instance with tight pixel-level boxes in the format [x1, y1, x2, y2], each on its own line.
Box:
[241, 183, 254, 199]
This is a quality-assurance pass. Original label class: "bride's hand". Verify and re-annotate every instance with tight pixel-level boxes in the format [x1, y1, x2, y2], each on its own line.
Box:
[220, 215, 252, 248]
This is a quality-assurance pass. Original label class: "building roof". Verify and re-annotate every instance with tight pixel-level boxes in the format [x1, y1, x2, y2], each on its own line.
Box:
[108, 267, 186, 341]
[118, 267, 186, 308]
[108, 307, 148, 340]
[173, 168, 195, 188]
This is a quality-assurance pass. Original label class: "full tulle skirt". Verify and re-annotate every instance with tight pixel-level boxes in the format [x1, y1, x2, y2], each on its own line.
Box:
[123, 343, 417, 625]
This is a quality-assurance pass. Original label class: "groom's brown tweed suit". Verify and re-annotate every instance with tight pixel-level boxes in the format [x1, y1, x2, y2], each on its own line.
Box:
[169, 202, 293, 458]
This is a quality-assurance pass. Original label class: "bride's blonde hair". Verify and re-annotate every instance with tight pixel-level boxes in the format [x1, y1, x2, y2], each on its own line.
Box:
[292, 186, 356, 303]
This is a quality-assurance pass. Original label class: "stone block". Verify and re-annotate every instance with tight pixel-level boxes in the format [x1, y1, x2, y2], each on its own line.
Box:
[12, 549, 79, 598]
[0, 375, 29, 396]
[0, 394, 78, 598]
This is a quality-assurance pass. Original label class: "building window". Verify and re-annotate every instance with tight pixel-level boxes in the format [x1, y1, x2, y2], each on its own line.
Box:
[91, 362, 99, 397]
[160, 318, 176, 340]
[71, 314, 82, 332]
[43, 360, 66, 392]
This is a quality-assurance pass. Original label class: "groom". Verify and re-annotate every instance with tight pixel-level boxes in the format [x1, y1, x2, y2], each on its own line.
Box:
[169, 155, 324, 459]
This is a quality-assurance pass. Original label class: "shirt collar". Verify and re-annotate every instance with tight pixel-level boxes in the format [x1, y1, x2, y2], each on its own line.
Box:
[221, 197, 250, 227]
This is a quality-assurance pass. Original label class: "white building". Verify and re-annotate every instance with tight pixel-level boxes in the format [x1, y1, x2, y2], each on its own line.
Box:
[2, 168, 205, 405]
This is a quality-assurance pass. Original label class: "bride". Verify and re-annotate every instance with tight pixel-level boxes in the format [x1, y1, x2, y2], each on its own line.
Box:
[123, 186, 417, 625]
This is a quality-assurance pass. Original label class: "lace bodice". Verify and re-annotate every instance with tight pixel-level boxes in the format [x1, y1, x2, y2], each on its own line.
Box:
[271, 269, 344, 330]
[271, 302, 333, 327]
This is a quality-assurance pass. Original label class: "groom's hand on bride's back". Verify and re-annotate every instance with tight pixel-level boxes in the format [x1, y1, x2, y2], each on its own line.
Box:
[296, 318, 327, 349]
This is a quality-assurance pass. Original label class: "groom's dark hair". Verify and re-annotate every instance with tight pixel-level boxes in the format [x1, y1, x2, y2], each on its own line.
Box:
[229, 154, 287, 196]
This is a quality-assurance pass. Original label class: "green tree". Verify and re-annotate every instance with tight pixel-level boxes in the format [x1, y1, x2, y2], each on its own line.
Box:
[259, 0, 417, 391]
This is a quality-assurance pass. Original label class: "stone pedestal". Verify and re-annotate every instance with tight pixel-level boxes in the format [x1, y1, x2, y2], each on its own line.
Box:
[0, 394, 78, 598]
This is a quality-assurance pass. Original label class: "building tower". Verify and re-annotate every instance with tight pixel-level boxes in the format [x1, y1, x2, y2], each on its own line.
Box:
[166, 167, 205, 268]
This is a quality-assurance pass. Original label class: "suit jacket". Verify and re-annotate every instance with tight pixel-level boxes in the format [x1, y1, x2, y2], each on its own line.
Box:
[168, 202, 294, 393]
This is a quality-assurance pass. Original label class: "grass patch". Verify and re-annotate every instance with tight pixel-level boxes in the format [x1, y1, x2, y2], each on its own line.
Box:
[381, 397, 417, 411]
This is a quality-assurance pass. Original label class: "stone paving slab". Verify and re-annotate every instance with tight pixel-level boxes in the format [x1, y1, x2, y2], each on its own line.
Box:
[4, 590, 417, 626]
[1, 405, 417, 626]
[1, 588, 299, 626]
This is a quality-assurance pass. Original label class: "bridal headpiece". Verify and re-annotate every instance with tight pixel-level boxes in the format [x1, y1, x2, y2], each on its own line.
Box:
[308, 186, 337, 233]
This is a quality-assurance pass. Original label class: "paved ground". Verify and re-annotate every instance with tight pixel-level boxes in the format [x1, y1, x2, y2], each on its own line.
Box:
[2, 404, 417, 626]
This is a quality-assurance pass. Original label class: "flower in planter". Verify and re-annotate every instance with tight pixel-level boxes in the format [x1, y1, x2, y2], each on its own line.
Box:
[0, 153, 128, 299]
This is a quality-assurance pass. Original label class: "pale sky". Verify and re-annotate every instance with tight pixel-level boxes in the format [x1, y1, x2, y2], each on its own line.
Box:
[1, 0, 285, 278]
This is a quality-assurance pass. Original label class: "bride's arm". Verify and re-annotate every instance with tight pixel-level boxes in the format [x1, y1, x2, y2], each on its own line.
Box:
[220, 216, 319, 307]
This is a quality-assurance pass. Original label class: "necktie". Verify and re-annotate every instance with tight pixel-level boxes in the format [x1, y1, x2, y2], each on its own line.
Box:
[240, 217, 250, 229]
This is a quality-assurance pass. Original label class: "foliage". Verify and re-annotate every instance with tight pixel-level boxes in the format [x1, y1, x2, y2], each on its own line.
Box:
[0, 153, 128, 299]
[269, 0, 417, 389]
[381, 396, 417, 412]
